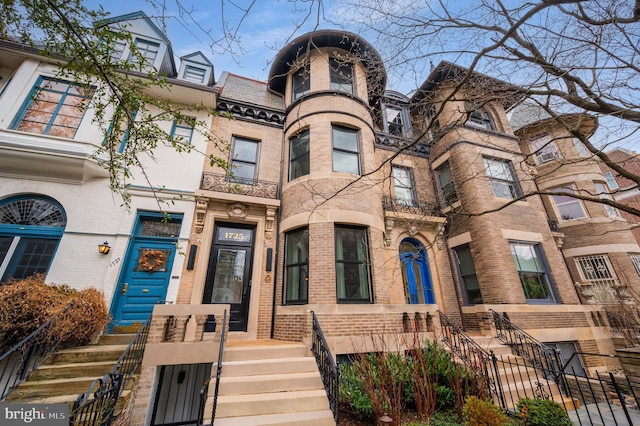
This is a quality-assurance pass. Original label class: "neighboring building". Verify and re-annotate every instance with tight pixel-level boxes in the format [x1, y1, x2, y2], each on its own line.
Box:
[2, 12, 640, 425]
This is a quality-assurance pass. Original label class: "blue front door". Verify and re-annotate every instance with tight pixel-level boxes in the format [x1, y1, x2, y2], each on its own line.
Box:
[400, 238, 435, 304]
[111, 213, 182, 327]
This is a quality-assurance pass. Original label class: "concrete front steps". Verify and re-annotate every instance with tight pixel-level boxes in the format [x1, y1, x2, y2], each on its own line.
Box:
[208, 340, 335, 426]
[468, 335, 579, 411]
[4, 332, 135, 407]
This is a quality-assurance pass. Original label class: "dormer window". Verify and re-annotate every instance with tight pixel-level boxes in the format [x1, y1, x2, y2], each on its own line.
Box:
[383, 105, 409, 137]
[329, 58, 354, 94]
[129, 38, 160, 71]
[183, 65, 206, 84]
[292, 64, 310, 101]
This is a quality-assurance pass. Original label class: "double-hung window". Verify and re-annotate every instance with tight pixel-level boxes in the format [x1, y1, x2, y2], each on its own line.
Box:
[510, 242, 556, 302]
[292, 64, 310, 101]
[453, 245, 483, 305]
[289, 130, 310, 180]
[335, 226, 372, 303]
[332, 125, 360, 174]
[392, 166, 415, 203]
[129, 38, 160, 71]
[594, 182, 619, 218]
[171, 119, 194, 144]
[329, 58, 354, 94]
[604, 172, 619, 190]
[426, 104, 441, 140]
[550, 186, 587, 221]
[11, 76, 93, 138]
[435, 162, 458, 207]
[483, 157, 521, 199]
[530, 134, 559, 164]
[229, 137, 260, 184]
[284, 227, 309, 304]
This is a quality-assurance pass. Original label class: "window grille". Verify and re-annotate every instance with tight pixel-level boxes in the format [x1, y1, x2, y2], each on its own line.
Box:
[575, 254, 619, 302]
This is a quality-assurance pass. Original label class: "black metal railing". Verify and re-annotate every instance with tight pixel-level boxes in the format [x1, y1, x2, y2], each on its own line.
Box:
[0, 301, 73, 401]
[438, 311, 505, 408]
[603, 306, 640, 346]
[311, 311, 339, 424]
[210, 309, 228, 426]
[70, 316, 151, 426]
[490, 309, 563, 379]
[382, 196, 442, 217]
[200, 172, 278, 199]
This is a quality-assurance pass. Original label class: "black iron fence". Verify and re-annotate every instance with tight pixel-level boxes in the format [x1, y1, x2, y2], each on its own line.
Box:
[311, 311, 339, 424]
[0, 302, 73, 401]
[210, 309, 227, 426]
[69, 316, 151, 426]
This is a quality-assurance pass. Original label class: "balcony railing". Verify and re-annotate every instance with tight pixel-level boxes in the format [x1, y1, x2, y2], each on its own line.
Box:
[200, 172, 278, 199]
[382, 196, 442, 217]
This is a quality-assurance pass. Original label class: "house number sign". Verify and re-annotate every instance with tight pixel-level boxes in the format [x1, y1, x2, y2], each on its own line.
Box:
[218, 227, 252, 243]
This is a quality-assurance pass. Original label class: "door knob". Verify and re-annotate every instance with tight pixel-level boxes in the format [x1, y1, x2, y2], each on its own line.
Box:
[121, 283, 128, 294]
[142, 289, 149, 293]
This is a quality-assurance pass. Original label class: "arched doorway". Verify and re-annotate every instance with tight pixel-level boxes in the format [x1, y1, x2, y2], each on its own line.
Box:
[400, 238, 434, 304]
[0, 195, 66, 283]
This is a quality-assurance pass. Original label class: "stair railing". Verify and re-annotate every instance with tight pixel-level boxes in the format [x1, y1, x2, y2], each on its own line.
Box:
[70, 315, 152, 426]
[603, 306, 640, 346]
[311, 311, 339, 424]
[438, 311, 506, 409]
[489, 309, 563, 379]
[0, 301, 73, 401]
[210, 309, 227, 426]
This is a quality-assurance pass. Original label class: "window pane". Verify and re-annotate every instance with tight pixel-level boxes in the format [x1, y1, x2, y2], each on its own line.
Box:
[530, 135, 558, 164]
[333, 151, 359, 174]
[2, 238, 57, 282]
[604, 172, 619, 190]
[184, 66, 206, 83]
[333, 126, 358, 151]
[454, 246, 482, 304]
[385, 106, 404, 135]
[551, 186, 586, 220]
[292, 65, 310, 100]
[233, 139, 259, 162]
[436, 162, 458, 206]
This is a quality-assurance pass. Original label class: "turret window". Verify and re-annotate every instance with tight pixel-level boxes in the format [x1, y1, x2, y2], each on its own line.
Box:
[483, 157, 521, 199]
[530, 134, 559, 164]
[289, 130, 310, 180]
[329, 58, 354, 94]
[292, 64, 310, 101]
[550, 186, 587, 221]
[332, 125, 360, 174]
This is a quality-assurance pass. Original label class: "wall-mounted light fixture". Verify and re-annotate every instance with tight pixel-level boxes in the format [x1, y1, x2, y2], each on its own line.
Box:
[98, 241, 111, 254]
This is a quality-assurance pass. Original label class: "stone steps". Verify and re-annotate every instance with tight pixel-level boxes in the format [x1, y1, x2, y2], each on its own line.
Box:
[205, 340, 334, 426]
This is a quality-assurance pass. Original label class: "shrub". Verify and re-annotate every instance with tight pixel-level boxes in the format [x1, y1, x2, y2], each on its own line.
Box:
[462, 396, 510, 426]
[0, 275, 110, 350]
[339, 362, 374, 418]
[517, 398, 572, 426]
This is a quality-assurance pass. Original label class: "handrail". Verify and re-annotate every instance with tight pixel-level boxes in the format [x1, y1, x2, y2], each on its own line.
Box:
[603, 306, 640, 346]
[0, 301, 73, 401]
[437, 311, 506, 409]
[311, 311, 339, 424]
[210, 309, 228, 426]
[490, 309, 562, 378]
[70, 316, 151, 425]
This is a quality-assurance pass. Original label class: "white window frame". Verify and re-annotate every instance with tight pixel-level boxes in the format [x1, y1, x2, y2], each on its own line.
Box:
[604, 171, 619, 190]
[594, 182, 619, 218]
[573, 138, 591, 158]
[630, 254, 640, 277]
[550, 186, 587, 221]
[392, 166, 415, 203]
[530, 134, 559, 164]
[483, 157, 521, 199]
[183, 65, 207, 83]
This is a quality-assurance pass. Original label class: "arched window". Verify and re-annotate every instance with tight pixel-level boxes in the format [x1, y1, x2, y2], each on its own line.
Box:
[0, 196, 66, 283]
[399, 238, 434, 304]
